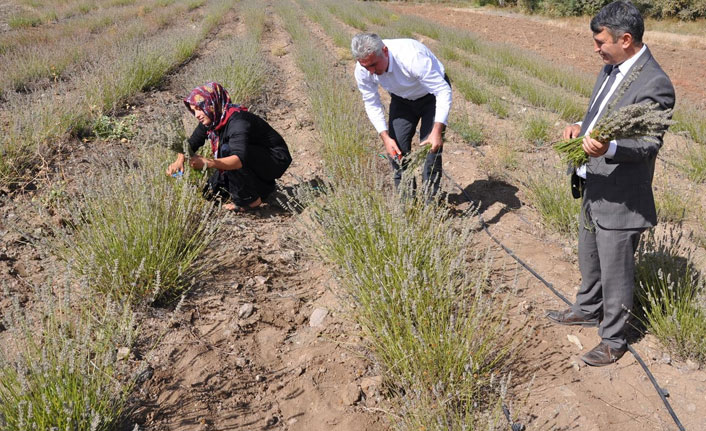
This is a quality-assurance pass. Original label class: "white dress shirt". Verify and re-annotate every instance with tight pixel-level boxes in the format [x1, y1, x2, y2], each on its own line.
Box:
[576, 44, 647, 178]
[354, 39, 453, 134]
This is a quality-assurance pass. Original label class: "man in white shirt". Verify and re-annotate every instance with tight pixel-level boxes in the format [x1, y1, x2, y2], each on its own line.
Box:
[546, 1, 674, 367]
[351, 33, 452, 197]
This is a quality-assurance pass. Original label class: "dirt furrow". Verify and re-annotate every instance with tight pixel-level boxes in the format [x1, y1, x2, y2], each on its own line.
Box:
[128, 5, 384, 430]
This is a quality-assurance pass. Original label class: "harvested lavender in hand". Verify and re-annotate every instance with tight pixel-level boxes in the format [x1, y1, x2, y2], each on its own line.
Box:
[554, 102, 674, 169]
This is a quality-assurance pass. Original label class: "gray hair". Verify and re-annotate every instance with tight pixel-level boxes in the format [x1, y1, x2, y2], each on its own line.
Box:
[591, 1, 644, 44]
[351, 33, 384, 60]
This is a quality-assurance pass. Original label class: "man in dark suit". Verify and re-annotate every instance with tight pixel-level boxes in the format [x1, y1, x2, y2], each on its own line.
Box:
[546, 1, 675, 366]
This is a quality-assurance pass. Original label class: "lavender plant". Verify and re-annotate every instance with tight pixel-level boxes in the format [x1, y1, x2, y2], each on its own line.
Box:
[634, 228, 706, 364]
[54, 149, 220, 303]
[554, 102, 675, 169]
[523, 167, 581, 236]
[279, 2, 520, 429]
[0, 279, 136, 430]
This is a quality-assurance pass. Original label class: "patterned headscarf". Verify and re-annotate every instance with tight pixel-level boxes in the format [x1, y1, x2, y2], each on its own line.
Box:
[184, 82, 247, 156]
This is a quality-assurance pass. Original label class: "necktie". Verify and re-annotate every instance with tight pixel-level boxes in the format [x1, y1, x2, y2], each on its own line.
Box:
[580, 65, 620, 136]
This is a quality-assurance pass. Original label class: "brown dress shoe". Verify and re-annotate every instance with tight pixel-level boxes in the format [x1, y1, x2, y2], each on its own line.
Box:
[581, 341, 627, 367]
[545, 308, 599, 327]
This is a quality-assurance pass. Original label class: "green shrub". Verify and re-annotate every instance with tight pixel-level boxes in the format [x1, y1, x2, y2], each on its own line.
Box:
[522, 113, 551, 145]
[635, 228, 706, 364]
[7, 14, 42, 29]
[93, 114, 138, 140]
[673, 106, 706, 145]
[299, 182, 517, 429]
[55, 150, 220, 302]
[0, 282, 136, 430]
[523, 168, 581, 236]
[187, 0, 205, 10]
[680, 143, 706, 182]
[451, 117, 486, 146]
[655, 181, 693, 223]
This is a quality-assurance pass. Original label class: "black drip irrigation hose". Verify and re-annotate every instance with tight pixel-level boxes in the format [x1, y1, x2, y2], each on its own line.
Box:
[442, 170, 687, 431]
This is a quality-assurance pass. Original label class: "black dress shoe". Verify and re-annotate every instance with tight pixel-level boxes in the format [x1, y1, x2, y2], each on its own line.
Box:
[545, 308, 599, 327]
[581, 341, 627, 367]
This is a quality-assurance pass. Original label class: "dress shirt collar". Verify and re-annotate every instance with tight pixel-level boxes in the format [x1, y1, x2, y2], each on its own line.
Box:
[616, 43, 647, 76]
[384, 47, 397, 76]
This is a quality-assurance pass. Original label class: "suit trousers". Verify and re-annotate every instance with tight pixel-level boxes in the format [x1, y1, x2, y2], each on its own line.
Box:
[388, 92, 443, 197]
[572, 197, 643, 349]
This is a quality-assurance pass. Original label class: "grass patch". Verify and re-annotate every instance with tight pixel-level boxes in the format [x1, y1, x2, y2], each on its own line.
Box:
[452, 71, 490, 106]
[523, 167, 580, 236]
[54, 150, 220, 303]
[450, 110, 485, 146]
[673, 105, 706, 145]
[300, 0, 354, 50]
[680, 142, 706, 182]
[509, 78, 585, 122]
[523, 113, 551, 145]
[92, 114, 138, 141]
[187, 0, 205, 10]
[109, 0, 137, 6]
[7, 14, 42, 29]
[635, 228, 706, 364]
[185, 36, 268, 105]
[325, 1, 367, 31]
[655, 181, 694, 223]
[0, 282, 136, 430]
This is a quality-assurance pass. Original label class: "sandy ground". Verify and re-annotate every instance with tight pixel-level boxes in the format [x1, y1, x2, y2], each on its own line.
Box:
[388, 3, 706, 108]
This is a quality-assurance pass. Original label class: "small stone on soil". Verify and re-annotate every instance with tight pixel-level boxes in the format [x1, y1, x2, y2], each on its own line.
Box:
[117, 347, 130, 361]
[238, 303, 254, 319]
[309, 307, 328, 327]
[342, 383, 362, 406]
[235, 357, 248, 368]
[360, 375, 383, 396]
[566, 334, 583, 350]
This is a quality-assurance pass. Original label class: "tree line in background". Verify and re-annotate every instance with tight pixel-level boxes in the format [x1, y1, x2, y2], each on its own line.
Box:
[534, 0, 706, 19]
[387, 0, 706, 20]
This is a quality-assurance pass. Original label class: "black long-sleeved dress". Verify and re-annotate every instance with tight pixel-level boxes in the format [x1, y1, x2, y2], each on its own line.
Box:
[188, 111, 291, 206]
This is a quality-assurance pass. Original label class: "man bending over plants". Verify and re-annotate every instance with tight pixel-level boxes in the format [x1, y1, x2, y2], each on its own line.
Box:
[166, 82, 292, 211]
[351, 33, 452, 197]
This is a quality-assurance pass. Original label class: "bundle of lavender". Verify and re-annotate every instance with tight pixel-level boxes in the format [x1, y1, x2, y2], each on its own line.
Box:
[554, 102, 674, 169]
[403, 142, 432, 171]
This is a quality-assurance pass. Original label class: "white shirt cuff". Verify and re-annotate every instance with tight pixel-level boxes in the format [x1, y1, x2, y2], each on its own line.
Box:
[604, 140, 617, 159]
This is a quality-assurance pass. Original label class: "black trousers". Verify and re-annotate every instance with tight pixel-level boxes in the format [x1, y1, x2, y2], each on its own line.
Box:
[204, 168, 275, 206]
[203, 146, 289, 206]
[388, 92, 443, 197]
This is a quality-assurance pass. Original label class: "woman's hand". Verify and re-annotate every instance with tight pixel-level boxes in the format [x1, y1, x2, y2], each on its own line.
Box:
[166, 153, 185, 175]
[189, 155, 210, 170]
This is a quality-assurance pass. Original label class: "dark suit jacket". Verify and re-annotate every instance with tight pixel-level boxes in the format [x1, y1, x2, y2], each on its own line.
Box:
[583, 47, 675, 230]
